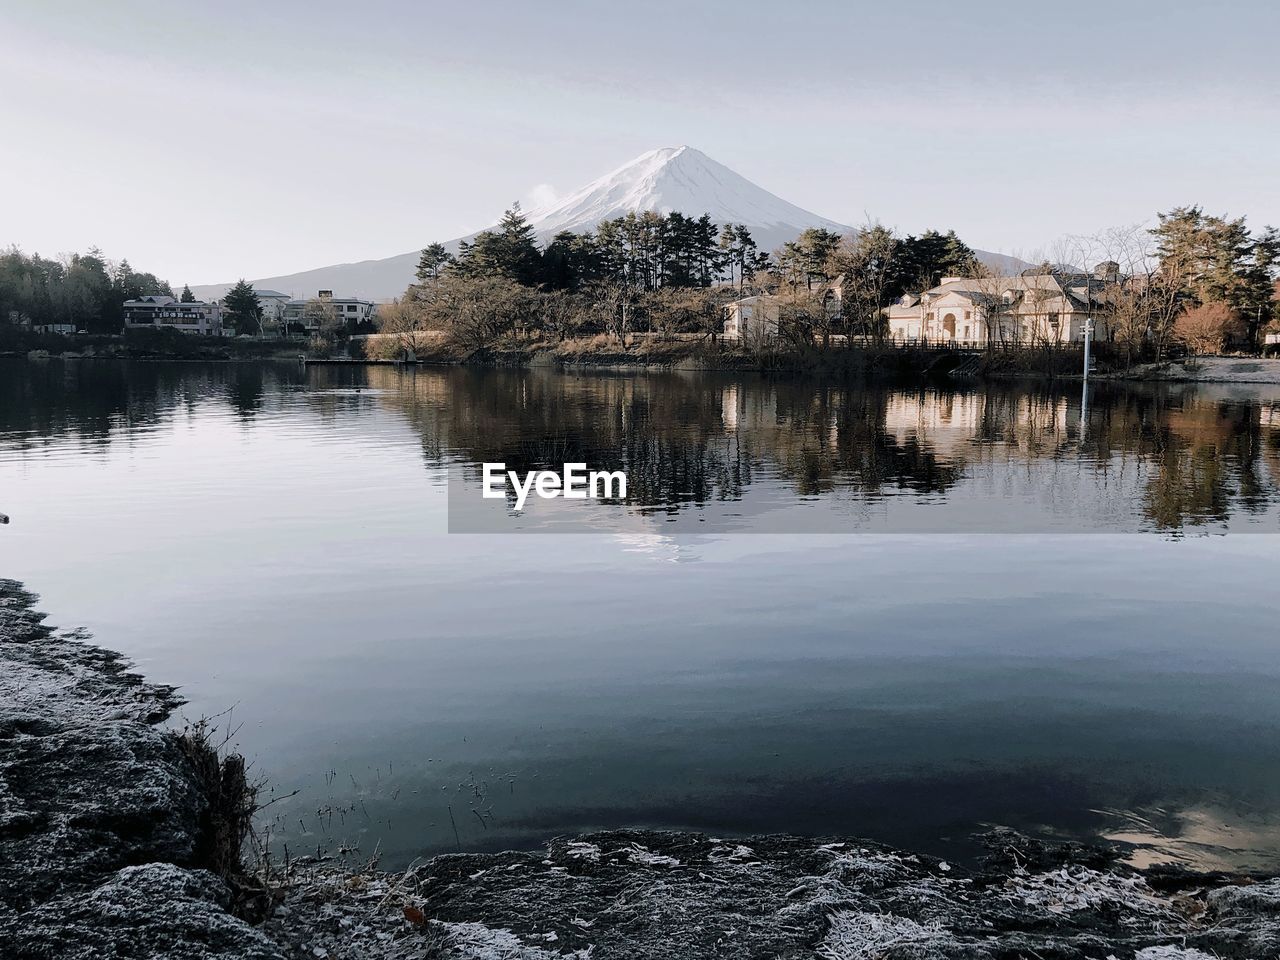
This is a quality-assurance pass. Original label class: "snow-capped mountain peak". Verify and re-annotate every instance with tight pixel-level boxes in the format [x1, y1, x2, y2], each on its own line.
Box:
[525, 146, 848, 245]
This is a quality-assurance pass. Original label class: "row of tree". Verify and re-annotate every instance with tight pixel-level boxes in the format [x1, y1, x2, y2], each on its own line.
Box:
[415, 205, 771, 294]
[414, 204, 984, 301]
[387, 203, 993, 351]
[0, 247, 180, 334]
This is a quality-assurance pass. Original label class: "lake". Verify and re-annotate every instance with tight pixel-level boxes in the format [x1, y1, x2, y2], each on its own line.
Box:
[2, 358, 1280, 870]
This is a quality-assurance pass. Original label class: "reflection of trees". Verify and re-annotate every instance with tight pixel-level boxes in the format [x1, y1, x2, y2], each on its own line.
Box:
[5, 360, 1278, 531]
[0, 360, 310, 453]
[373, 369, 979, 510]
[373, 368, 1280, 528]
[225, 365, 267, 418]
[2, 360, 177, 448]
[1141, 398, 1271, 529]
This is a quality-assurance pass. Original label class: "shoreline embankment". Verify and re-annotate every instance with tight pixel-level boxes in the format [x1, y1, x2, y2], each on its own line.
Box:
[12, 325, 1280, 385]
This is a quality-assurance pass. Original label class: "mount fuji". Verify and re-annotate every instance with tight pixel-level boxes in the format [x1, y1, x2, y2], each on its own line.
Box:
[519, 146, 848, 255]
[190, 146, 1025, 301]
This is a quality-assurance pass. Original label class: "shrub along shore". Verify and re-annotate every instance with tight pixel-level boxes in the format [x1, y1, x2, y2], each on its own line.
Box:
[3, 580, 1280, 959]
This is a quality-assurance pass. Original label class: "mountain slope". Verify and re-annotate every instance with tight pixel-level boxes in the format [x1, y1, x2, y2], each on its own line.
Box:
[190, 147, 1026, 301]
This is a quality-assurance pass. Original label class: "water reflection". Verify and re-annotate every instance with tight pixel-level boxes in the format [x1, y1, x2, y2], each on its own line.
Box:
[358, 366, 1280, 532]
[4, 361, 1280, 531]
[4, 360, 1280, 870]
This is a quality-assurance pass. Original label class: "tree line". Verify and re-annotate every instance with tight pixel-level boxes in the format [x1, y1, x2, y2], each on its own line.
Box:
[380, 203, 992, 352]
[0, 247, 174, 334]
[384, 199, 1279, 359]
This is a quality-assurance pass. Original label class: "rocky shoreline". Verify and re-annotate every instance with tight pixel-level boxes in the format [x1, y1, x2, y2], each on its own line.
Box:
[3, 580, 1279, 959]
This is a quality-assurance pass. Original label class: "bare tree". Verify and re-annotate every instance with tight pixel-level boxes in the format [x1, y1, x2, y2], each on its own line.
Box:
[834, 224, 899, 344]
[412, 274, 529, 349]
[590, 279, 636, 348]
[375, 299, 431, 359]
[539, 289, 586, 342]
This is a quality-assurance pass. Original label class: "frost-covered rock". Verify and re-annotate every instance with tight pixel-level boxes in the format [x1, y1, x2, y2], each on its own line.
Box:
[261, 829, 1280, 960]
[0, 581, 275, 959]
[6, 863, 281, 960]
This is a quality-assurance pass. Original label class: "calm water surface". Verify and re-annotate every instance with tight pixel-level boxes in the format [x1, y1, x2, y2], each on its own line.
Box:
[2, 359, 1280, 870]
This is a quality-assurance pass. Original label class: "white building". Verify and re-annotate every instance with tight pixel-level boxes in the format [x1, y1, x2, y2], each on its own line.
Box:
[887, 266, 1120, 345]
[724, 277, 844, 344]
[123, 295, 224, 336]
[283, 290, 377, 333]
[252, 289, 293, 331]
[723, 295, 781, 343]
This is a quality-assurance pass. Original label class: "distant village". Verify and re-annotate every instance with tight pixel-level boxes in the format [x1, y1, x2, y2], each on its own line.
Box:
[112, 288, 378, 339]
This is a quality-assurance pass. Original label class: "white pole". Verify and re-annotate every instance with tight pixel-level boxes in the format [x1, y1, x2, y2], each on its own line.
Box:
[1082, 317, 1093, 383]
[1080, 318, 1093, 441]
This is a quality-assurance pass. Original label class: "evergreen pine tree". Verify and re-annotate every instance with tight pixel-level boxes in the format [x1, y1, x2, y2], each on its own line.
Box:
[222, 279, 262, 336]
[495, 203, 543, 285]
[415, 243, 452, 284]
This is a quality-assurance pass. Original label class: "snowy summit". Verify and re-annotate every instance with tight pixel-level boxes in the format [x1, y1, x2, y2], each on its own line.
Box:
[522, 146, 848, 251]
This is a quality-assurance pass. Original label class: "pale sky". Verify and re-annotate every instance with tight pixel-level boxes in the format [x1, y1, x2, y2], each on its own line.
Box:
[2, 0, 1277, 285]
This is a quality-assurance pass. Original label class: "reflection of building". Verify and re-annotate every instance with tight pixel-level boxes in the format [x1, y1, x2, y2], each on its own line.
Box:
[883, 390, 1070, 456]
[887, 265, 1120, 344]
[123, 295, 224, 335]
